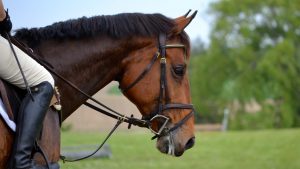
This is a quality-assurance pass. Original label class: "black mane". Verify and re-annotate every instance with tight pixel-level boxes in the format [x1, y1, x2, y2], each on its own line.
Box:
[14, 13, 175, 46]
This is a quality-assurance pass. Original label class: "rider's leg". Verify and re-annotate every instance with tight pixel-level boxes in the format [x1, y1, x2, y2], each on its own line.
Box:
[9, 81, 53, 169]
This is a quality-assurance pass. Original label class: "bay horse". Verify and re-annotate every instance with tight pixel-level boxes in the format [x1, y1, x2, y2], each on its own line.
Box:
[0, 11, 197, 168]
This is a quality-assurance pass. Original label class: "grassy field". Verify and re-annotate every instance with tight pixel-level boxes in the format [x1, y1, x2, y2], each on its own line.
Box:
[59, 128, 300, 169]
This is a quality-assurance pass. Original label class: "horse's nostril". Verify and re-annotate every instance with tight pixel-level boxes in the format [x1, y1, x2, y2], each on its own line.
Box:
[185, 137, 195, 150]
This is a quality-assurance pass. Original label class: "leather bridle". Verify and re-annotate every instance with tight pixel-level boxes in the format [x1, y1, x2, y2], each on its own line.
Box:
[7, 33, 195, 163]
[120, 33, 195, 139]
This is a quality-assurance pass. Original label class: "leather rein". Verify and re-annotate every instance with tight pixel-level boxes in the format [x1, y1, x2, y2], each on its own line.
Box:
[7, 33, 194, 162]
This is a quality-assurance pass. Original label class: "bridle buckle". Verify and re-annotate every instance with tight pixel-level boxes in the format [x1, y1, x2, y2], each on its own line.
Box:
[160, 57, 166, 64]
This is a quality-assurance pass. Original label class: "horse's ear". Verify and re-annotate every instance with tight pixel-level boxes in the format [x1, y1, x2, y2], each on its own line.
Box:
[174, 9, 192, 20]
[171, 10, 198, 35]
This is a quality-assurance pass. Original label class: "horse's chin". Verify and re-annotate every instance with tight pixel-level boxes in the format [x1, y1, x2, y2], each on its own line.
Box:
[156, 134, 185, 157]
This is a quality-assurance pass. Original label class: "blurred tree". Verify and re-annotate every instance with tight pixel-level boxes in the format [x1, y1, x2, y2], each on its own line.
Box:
[191, 37, 207, 55]
[191, 0, 300, 128]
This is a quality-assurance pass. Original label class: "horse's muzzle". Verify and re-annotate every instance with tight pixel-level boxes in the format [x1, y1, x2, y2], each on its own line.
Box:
[156, 134, 195, 157]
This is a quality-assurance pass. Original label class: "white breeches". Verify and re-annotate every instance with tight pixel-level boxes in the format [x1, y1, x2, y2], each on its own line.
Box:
[0, 36, 54, 89]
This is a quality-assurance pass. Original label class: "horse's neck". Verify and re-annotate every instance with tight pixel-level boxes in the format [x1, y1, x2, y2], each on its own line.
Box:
[37, 36, 129, 120]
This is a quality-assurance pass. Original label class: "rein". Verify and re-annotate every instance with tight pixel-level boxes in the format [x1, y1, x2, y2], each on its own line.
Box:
[8, 32, 194, 162]
[7, 35, 150, 163]
[8, 35, 149, 128]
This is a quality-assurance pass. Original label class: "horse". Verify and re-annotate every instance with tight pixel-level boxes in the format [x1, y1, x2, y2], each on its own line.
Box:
[0, 11, 197, 168]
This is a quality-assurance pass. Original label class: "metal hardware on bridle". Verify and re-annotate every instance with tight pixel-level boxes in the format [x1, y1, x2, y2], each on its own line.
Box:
[120, 33, 195, 140]
[7, 33, 194, 163]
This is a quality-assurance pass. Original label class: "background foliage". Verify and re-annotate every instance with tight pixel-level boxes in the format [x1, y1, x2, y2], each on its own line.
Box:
[191, 0, 300, 129]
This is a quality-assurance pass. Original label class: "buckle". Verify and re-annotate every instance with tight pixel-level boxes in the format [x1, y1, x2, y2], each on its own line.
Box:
[160, 57, 166, 64]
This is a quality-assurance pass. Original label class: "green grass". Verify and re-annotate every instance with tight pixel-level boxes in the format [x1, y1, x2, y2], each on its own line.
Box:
[60, 129, 300, 169]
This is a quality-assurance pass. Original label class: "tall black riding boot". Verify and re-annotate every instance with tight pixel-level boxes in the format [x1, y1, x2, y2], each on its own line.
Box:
[9, 82, 53, 169]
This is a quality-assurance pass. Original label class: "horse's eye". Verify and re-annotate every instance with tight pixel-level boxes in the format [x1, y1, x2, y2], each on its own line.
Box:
[173, 65, 185, 76]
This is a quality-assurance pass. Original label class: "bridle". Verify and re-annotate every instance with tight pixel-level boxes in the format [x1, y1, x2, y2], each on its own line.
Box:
[120, 33, 195, 139]
[7, 33, 195, 163]
[9, 31, 194, 139]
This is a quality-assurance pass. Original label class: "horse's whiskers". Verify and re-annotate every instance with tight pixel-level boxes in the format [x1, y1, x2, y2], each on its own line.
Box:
[167, 133, 175, 156]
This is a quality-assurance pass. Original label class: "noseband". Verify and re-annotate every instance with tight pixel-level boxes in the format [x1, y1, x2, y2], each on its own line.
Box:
[10, 32, 194, 163]
[120, 33, 195, 138]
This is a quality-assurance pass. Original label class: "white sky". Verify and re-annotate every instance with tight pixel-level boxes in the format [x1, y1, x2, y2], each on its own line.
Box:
[4, 0, 214, 43]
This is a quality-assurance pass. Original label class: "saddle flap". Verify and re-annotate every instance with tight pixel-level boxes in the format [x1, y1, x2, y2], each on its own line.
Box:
[0, 79, 14, 121]
[0, 78, 61, 124]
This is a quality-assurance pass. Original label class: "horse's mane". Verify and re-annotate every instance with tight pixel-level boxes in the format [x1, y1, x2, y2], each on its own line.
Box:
[14, 13, 175, 46]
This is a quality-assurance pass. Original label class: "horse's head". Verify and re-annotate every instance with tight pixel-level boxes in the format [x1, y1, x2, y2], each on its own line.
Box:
[119, 11, 197, 156]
